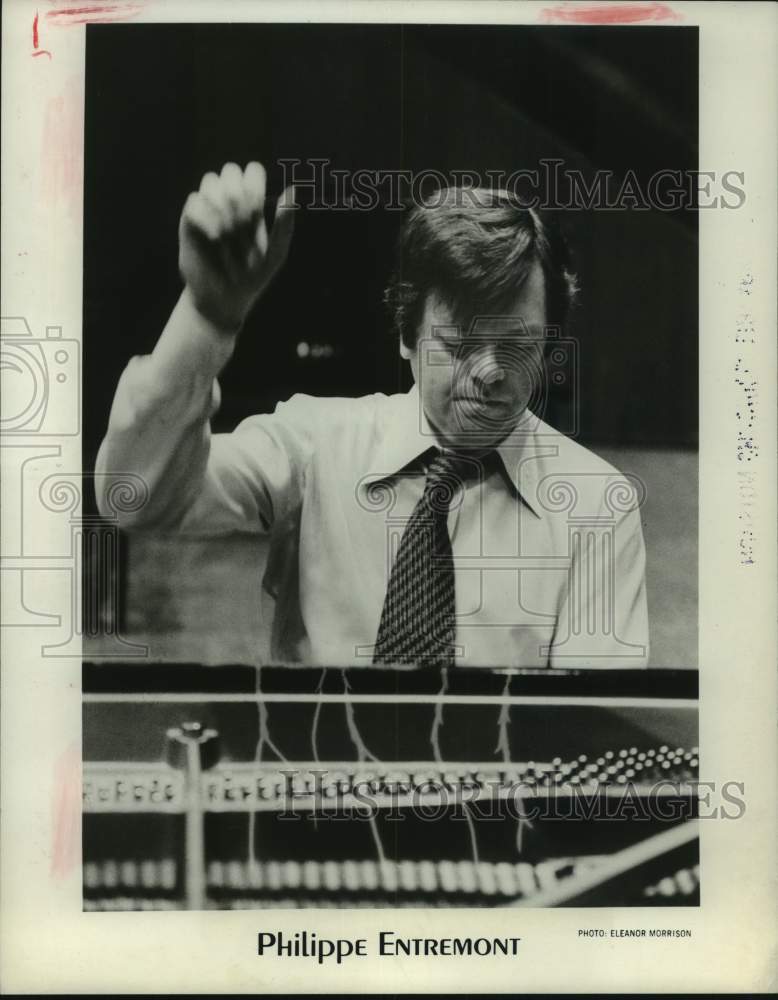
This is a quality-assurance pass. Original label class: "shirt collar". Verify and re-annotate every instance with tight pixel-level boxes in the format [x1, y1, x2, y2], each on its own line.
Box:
[362, 386, 545, 517]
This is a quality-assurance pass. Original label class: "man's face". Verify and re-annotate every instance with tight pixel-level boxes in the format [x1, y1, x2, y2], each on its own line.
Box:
[403, 260, 547, 448]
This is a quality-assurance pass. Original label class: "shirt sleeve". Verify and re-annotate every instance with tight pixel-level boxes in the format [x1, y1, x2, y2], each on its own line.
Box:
[94, 295, 313, 536]
[550, 498, 650, 669]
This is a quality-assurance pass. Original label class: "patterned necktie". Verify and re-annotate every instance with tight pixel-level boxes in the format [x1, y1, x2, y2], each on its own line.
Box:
[373, 449, 472, 667]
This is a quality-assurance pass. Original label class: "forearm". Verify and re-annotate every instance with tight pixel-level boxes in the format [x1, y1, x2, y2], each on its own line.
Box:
[95, 290, 239, 529]
[96, 160, 295, 531]
[151, 287, 239, 387]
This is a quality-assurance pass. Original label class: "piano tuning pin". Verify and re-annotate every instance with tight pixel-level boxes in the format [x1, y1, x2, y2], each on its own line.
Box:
[534, 860, 561, 891]
[399, 860, 418, 892]
[514, 862, 537, 896]
[266, 861, 283, 891]
[84, 862, 101, 890]
[246, 861, 262, 889]
[226, 860, 245, 890]
[159, 859, 176, 890]
[418, 860, 437, 893]
[140, 860, 157, 890]
[303, 860, 320, 891]
[456, 861, 478, 893]
[379, 860, 398, 893]
[495, 861, 517, 896]
[360, 860, 379, 891]
[103, 860, 119, 889]
[283, 861, 301, 890]
[438, 860, 458, 894]
[208, 860, 224, 888]
[674, 868, 697, 895]
[323, 860, 341, 892]
[476, 862, 497, 895]
[120, 860, 138, 888]
[341, 860, 359, 892]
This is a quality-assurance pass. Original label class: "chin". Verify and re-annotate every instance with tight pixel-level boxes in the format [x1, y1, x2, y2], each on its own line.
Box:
[441, 424, 507, 450]
[447, 409, 519, 442]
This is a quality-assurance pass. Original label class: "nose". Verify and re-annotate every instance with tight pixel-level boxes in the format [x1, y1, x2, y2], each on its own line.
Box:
[472, 344, 505, 390]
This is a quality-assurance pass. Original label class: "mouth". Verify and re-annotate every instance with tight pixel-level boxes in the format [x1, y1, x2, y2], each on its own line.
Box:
[454, 396, 509, 408]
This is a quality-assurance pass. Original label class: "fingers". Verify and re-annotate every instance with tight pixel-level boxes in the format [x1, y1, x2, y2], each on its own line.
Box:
[191, 163, 270, 240]
[180, 191, 221, 242]
[181, 163, 296, 284]
[195, 166, 242, 234]
[220, 162, 250, 229]
[264, 184, 297, 275]
[243, 161, 266, 215]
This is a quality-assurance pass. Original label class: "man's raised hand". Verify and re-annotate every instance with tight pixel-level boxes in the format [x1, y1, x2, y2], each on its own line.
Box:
[179, 162, 296, 332]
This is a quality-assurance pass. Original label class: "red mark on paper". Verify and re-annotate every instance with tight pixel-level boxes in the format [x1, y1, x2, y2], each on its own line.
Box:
[539, 1, 680, 23]
[51, 743, 81, 880]
[41, 78, 84, 219]
[45, 2, 145, 26]
[32, 10, 53, 59]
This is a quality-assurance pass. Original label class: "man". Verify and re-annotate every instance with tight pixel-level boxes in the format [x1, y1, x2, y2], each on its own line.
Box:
[96, 161, 649, 668]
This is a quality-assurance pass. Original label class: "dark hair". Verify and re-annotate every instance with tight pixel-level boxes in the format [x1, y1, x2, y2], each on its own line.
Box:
[384, 187, 578, 349]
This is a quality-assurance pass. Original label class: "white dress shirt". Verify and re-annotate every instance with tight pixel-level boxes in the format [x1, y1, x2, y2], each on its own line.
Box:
[96, 299, 649, 668]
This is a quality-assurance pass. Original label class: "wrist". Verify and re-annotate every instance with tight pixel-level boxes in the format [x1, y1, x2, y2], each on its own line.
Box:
[152, 289, 241, 379]
[184, 286, 246, 337]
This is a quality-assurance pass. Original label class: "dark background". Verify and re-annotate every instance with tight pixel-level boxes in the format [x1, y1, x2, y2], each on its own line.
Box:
[84, 22, 698, 469]
[83, 23, 698, 668]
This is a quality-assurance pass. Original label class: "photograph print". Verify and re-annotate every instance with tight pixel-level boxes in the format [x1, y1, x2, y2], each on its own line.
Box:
[81, 20, 700, 913]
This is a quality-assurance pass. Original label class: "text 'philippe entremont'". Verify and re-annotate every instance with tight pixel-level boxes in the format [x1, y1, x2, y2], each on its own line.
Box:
[257, 930, 521, 964]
